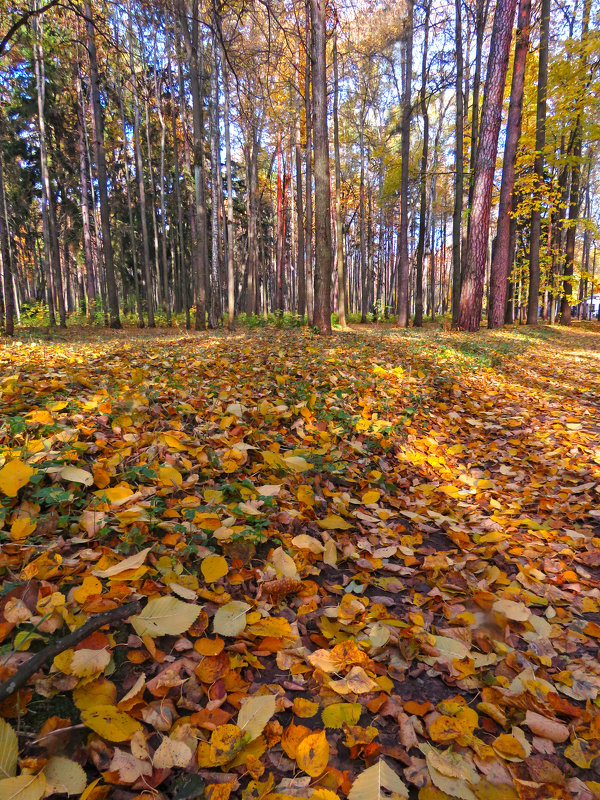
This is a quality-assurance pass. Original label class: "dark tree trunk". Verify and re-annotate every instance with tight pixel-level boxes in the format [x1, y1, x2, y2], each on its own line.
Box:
[0, 146, 15, 335]
[397, 0, 413, 327]
[85, 0, 121, 328]
[560, 0, 591, 325]
[359, 107, 368, 323]
[333, 24, 346, 327]
[488, 0, 530, 328]
[128, 1, 154, 327]
[451, 0, 464, 327]
[414, 0, 430, 328]
[309, 0, 332, 334]
[526, 0, 550, 324]
[76, 75, 96, 319]
[458, 0, 517, 331]
[222, 54, 235, 329]
[295, 85, 306, 320]
[178, 0, 208, 330]
[305, 3, 314, 326]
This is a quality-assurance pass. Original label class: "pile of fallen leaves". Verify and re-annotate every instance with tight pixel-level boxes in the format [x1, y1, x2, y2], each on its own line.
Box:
[1, 323, 600, 800]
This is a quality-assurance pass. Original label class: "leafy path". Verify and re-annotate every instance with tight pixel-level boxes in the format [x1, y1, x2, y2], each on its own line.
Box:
[1, 324, 600, 800]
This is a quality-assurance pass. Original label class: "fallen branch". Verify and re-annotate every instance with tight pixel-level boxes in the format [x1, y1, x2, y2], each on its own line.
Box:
[0, 599, 141, 702]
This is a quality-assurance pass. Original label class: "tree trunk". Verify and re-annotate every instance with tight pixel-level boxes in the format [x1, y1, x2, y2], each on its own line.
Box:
[397, 0, 413, 327]
[0, 145, 15, 336]
[276, 127, 284, 313]
[333, 25, 346, 327]
[156, 70, 171, 325]
[305, 2, 314, 326]
[359, 106, 368, 323]
[76, 74, 96, 319]
[451, 0, 464, 327]
[222, 55, 236, 330]
[526, 0, 550, 324]
[464, 0, 490, 258]
[85, 0, 121, 328]
[310, 0, 332, 334]
[32, 12, 66, 327]
[178, 0, 208, 330]
[414, 0, 430, 328]
[115, 69, 144, 328]
[208, 34, 221, 327]
[458, 0, 517, 331]
[295, 75, 306, 320]
[488, 0, 530, 328]
[560, 0, 591, 325]
[127, 5, 155, 327]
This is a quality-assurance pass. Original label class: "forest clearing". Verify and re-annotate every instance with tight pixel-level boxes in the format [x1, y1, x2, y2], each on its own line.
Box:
[2, 0, 600, 794]
[0, 322, 599, 799]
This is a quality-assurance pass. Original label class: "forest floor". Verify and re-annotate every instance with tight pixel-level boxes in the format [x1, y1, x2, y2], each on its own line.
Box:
[1, 321, 600, 800]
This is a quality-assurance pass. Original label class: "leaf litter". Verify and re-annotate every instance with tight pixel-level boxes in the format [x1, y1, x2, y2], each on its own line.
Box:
[0, 324, 600, 799]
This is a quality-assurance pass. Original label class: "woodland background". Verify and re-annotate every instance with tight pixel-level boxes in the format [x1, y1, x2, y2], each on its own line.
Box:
[0, 0, 598, 335]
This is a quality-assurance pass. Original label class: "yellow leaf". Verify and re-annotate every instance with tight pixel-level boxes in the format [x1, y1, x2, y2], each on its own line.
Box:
[213, 601, 251, 637]
[92, 547, 151, 578]
[492, 734, 526, 762]
[208, 725, 248, 766]
[130, 596, 201, 637]
[80, 705, 142, 742]
[73, 678, 117, 711]
[297, 485, 315, 506]
[347, 759, 408, 800]
[94, 483, 133, 504]
[292, 698, 319, 718]
[492, 599, 531, 622]
[69, 648, 111, 679]
[0, 773, 46, 800]
[0, 718, 18, 778]
[247, 617, 294, 639]
[9, 516, 36, 542]
[564, 738, 600, 768]
[329, 666, 378, 695]
[201, 555, 229, 583]
[0, 460, 36, 497]
[237, 694, 277, 740]
[284, 455, 311, 472]
[59, 466, 94, 486]
[296, 730, 329, 777]
[270, 547, 299, 579]
[42, 756, 87, 795]
[321, 703, 361, 729]
[152, 737, 193, 769]
[291, 534, 324, 553]
[317, 514, 352, 530]
[72, 576, 103, 605]
[157, 465, 183, 488]
[361, 490, 381, 504]
[323, 539, 337, 566]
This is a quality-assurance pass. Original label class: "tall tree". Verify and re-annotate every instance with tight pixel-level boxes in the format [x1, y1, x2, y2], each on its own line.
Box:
[414, 0, 430, 328]
[310, 0, 332, 334]
[333, 23, 346, 327]
[458, 0, 517, 331]
[451, 0, 464, 328]
[32, 12, 66, 327]
[396, 0, 413, 327]
[128, 1, 154, 327]
[85, 0, 121, 328]
[560, 0, 591, 326]
[0, 145, 15, 335]
[488, 0, 531, 328]
[526, 0, 550, 324]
